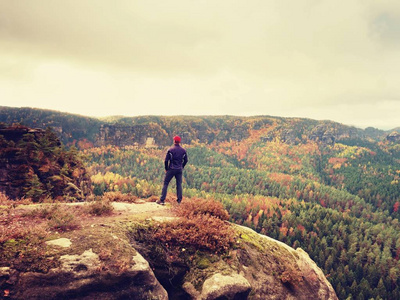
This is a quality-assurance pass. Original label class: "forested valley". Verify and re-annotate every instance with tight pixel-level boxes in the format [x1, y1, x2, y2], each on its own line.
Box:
[85, 132, 400, 300]
[1, 107, 400, 299]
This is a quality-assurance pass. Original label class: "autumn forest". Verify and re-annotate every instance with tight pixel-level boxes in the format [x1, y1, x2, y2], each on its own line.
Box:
[1, 106, 400, 299]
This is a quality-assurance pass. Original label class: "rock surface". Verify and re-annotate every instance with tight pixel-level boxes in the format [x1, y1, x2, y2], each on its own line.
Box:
[45, 238, 72, 248]
[0, 202, 337, 300]
[387, 132, 400, 143]
[234, 225, 338, 300]
[199, 273, 251, 300]
[12, 249, 167, 300]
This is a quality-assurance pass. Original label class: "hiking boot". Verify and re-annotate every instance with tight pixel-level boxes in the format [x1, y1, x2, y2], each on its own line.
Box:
[156, 200, 165, 206]
[177, 199, 182, 205]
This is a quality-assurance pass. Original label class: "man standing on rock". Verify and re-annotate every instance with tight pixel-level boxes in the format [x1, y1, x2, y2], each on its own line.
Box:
[158, 135, 188, 205]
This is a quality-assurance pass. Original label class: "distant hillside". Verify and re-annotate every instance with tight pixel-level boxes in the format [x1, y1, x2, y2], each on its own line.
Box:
[0, 106, 393, 148]
[0, 106, 103, 145]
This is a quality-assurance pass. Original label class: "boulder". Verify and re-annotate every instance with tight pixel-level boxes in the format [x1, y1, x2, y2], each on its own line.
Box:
[12, 249, 168, 300]
[236, 225, 338, 300]
[200, 273, 251, 300]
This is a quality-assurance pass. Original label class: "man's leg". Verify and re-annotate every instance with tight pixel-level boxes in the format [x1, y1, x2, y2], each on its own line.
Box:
[175, 170, 183, 203]
[160, 170, 174, 203]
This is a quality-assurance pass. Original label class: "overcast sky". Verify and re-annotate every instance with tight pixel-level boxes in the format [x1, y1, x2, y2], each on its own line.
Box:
[1, 1, 399, 129]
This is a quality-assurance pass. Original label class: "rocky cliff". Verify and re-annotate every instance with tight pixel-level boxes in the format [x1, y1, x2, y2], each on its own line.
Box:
[0, 124, 91, 201]
[94, 119, 375, 148]
[265, 121, 366, 146]
[0, 201, 337, 300]
[2, 106, 390, 148]
[386, 132, 400, 143]
[96, 123, 171, 147]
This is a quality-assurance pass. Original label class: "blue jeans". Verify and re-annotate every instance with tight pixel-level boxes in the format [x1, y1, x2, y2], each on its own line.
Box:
[160, 169, 183, 202]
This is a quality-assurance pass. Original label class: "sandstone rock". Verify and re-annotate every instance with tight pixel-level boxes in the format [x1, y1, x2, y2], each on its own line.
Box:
[12, 249, 168, 300]
[281, 129, 299, 144]
[45, 238, 72, 248]
[183, 281, 201, 298]
[295, 248, 337, 300]
[200, 273, 251, 300]
[96, 124, 170, 147]
[309, 125, 335, 145]
[2, 201, 338, 300]
[0, 267, 10, 277]
[236, 225, 338, 300]
[387, 132, 400, 143]
[59, 249, 100, 273]
[0, 124, 91, 201]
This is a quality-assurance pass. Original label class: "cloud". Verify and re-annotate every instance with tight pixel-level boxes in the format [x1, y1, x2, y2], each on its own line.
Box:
[0, 0, 399, 129]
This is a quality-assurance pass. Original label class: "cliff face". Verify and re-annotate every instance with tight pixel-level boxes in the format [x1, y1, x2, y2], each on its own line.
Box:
[0, 202, 337, 300]
[96, 124, 171, 147]
[0, 125, 91, 201]
[94, 118, 252, 147]
[95, 120, 370, 148]
[0, 126, 47, 198]
[386, 132, 400, 143]
[267, 122, 366, 146]
[232, 225, 337, 300]
[0, 107, 391, 147]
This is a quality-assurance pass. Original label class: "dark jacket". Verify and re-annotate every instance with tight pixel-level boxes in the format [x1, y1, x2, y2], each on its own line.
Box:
[164, 144, 188, 171]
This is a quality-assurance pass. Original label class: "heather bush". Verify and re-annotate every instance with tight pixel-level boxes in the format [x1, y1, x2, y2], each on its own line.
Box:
[0, 216, 48, 243]
[154, 214, 235, 253]
[25, 204, 80, 231]
[102, 191, 138, 203]
[85, 199, 114, 216]
[152, 198, 235, 254]
[0, 192, 11, 205]
[176, 197, 229, 221]
[0, 192, 32, 206]
[25, 204, 59, 219]
[47, 208, 79, 231]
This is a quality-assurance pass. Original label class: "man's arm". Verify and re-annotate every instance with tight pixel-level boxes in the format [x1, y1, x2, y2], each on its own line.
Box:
[182, 152, 188, 169]
[165, 151, 172, 171]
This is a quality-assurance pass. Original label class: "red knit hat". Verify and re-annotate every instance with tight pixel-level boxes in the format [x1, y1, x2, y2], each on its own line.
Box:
[173, 135, 181, 143]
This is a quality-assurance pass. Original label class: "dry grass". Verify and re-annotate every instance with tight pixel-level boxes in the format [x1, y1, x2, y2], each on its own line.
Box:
[84, 199, 114, 216]
[0, 215, 49, 243]
[0, 192, 32, 206]
[102, 191, 138, 203]
[22, 204, 81, 232]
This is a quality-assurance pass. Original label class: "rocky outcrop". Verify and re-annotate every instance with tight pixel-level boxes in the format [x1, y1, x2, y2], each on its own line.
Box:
[0, 125, 48, 144]
[0, 125, 91, 201]
[133, 219, 338, 300]
[280, 128, 300, 144]
[386, 132, 400, 143]
[193, 273, 251, 300]
[6, 245, 167, 300]
[0, 202, 337, 300]
[95, 121, 250, 147]
[96, 124, 170, 147]
[216, 225, 338, 300]
[309, 125, 336, 145]
[267, 122, 366, 146]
